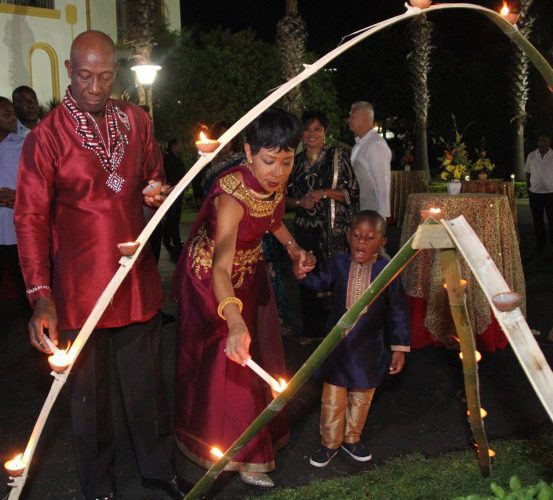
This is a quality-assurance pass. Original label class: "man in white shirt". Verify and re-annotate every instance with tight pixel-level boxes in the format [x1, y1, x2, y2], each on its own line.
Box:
[12, 85, 40, 138]
[0, 97, 26, 299]
[348, 101, 391, 219]
[525, 133, 553, 253]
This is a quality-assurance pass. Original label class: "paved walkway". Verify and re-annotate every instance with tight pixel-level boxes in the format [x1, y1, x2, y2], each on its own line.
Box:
[1, 205, 552, 499]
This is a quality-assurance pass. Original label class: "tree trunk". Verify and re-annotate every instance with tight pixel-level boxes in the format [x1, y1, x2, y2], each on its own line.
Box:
[276, 0, 307, 116]
[414, 116, 430, 178]
[513, 118, 526, 180]
[408, 14, 433, 180]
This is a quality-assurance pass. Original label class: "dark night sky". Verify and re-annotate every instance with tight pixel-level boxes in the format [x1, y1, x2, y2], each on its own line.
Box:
[179, 0, 502, 52]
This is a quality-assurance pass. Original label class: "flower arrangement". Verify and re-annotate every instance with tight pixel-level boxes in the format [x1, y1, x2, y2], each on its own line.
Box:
[439, 116, 473, 182]
[472, 150, 495, 174]
[439, 132, 472, 181]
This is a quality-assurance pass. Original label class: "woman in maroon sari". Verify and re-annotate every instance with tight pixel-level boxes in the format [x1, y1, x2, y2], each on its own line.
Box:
[174, 109, 312, 487]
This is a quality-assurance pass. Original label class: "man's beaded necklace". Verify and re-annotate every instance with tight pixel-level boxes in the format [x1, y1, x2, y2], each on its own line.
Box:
[63, 89, 129, 193]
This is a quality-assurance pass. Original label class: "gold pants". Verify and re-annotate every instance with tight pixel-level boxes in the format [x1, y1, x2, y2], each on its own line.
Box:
[320, 383, 375, 449]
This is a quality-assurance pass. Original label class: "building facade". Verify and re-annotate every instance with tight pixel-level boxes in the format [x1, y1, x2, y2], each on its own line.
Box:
[0, 0, 180, 104]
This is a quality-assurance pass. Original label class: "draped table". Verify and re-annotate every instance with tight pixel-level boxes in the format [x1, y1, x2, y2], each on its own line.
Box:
[390, 170, 428, 225]
[461, 179, 517, 229]
[400, 193, 525, 352]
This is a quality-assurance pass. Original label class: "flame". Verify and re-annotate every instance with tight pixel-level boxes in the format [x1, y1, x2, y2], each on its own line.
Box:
[210, 447, 224, 458]
[48, 341, 71, 368]
[4, 453, 25, 474]
[459, 351, 482, 362]
[199, 131, 210, 143]
[489, 449, 496, 458]
[272, 377, 288, 394]
[500, 2, 509, 16]
[467, 408, 488, 418]
[443, 279, 468, 290]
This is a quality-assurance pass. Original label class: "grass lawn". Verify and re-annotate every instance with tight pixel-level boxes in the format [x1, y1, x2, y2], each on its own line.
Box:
[252, 430, 553, 500]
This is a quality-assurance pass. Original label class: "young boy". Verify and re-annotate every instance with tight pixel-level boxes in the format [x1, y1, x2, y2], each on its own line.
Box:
[298, 209, 410, 467]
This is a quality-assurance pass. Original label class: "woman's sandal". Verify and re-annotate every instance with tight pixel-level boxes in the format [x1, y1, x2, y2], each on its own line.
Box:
[239, 471, 275, 487]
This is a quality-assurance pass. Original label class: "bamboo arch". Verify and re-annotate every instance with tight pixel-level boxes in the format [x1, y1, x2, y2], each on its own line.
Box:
[6, 3, 553, 499]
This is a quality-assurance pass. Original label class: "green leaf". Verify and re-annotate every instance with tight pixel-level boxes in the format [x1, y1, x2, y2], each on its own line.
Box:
[490, 482, 506, 498]
[510, 476, 522, 491]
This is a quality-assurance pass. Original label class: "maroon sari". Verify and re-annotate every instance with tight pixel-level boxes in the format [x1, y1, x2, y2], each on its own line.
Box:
[174, 164, 289, 472]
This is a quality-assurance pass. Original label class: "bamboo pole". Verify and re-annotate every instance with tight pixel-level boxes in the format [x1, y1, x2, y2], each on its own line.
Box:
[184, 225, 423, 499]
[439, 249, 490, 477]
[7, 4, 553, 497]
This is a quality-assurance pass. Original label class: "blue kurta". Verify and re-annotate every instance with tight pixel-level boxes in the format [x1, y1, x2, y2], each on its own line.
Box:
[303, 253, 410, 389]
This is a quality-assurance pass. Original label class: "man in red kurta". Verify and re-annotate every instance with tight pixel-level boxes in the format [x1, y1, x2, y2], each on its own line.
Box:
[14, 31, 186, 500]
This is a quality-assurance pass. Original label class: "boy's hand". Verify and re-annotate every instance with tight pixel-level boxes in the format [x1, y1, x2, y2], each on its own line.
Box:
[389, 351, 405, 375]
[292, 250, 316, 279]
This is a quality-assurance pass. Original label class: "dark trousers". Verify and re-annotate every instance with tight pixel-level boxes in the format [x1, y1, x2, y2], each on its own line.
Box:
[528, 191, 553, 247]
[294, 229, 330, 339]
[0, 244, 26, 300]
[163, 194, 184, 250]
[65, 313, 172, 499]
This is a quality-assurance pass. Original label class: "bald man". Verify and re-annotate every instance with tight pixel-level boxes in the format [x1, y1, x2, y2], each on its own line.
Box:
[348, 101, 391, 219]
[14, 31, 186, 500]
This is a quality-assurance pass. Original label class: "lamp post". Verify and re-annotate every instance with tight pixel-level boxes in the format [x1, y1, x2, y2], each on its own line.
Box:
[131, 64, 161, 122]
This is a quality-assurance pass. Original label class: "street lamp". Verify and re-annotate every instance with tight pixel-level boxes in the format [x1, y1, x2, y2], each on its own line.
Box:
[131, 64, 161, 121]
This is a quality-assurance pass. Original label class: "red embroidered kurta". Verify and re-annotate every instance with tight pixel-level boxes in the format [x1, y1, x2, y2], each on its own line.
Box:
[14, 96, 164, 330]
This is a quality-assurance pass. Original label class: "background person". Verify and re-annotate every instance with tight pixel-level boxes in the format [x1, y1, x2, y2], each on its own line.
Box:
[163, 138, 185, 259]
[287, 109, 359, 344]
[12, 85, 40, 137]
[348, 101, 391, 219]
[525, 133, 553, 254]
[0, 97, 26, 302]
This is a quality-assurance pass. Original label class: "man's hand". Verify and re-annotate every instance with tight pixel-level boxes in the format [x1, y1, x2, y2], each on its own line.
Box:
[143, 181, 173, 208]
[0, 188, 16, 208]
[29, 297, 58, 353]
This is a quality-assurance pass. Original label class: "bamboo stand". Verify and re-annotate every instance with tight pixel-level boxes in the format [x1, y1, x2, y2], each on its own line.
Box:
[439, 248, 490, 476]
[6, 1, 553, 496]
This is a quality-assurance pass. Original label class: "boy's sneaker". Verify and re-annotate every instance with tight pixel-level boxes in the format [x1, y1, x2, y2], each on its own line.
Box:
[341, 442, 372, 462]
[309, 446, 339, 467]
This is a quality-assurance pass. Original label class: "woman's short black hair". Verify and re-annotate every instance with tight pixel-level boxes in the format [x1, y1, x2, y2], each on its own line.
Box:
[301, 110, 329, 130]
[245, 108, 303, 155]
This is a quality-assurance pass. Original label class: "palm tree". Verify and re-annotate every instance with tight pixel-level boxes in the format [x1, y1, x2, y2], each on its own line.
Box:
[408, 13, 434, 179]
[276, 0, 307, 116]
[509, 0, 535, 180]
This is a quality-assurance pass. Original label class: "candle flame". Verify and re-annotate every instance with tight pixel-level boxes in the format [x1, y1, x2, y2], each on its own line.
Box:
[443, 279, 468, 290]
[48, 342, 71, 369]
[489, 448, 496, 458]
[199, 131, 210, 143]
[4, 453, 25, 475]
[467, 407, 488, 418]
[272, 377, 288, 394]
[210, 447, 224, 458]
[459, 351, 482, 362]
[500, 2, 509, 16]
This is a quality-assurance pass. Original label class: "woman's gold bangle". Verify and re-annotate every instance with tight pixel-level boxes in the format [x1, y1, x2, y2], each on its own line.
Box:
[217, 296, 243, 320]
